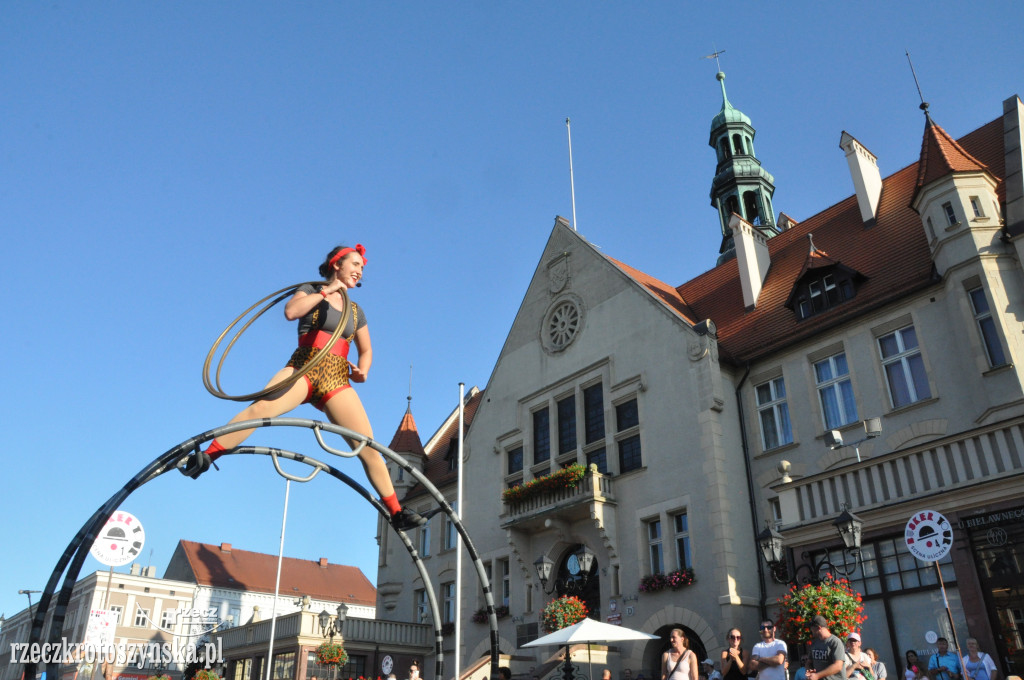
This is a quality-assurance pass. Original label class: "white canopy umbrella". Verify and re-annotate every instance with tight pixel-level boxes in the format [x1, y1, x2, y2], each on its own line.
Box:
[522, 618, 660, 680]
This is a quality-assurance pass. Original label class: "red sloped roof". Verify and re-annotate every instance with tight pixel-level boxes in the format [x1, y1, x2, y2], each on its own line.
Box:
[388, 406, 426, 455]
[174, 540, 376, 605]
[916, 116, 990, 191]
[672, 116, 1005, 363]
[402, 389, 484, 500]
[604, 256, 700, 325]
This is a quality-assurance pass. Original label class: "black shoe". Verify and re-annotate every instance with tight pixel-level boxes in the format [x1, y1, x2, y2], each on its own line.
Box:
[179, 451, 212, 479]
[390, 508, 428, 531]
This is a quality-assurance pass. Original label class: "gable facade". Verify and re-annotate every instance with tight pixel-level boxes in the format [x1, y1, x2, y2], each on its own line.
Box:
[377, 95, 1024, 680]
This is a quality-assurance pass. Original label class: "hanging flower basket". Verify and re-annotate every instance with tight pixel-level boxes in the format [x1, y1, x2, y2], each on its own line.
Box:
[316, 641, 349, 667]
[542, 595, 588, 633]
[776, 573, 866, 646]
[502, 464, 587, 504]
[195, 671, 221, 680]
[639, 568, 696, 593]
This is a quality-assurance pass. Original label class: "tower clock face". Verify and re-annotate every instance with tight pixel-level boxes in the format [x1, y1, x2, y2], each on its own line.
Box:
[90, 511, 146, 566]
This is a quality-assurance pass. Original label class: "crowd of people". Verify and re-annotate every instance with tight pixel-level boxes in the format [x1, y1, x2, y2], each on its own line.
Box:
[644, 617, 1003, 680]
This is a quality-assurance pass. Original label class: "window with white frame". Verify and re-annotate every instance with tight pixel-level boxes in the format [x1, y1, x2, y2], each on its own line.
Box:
[673, 512, 691, 570]
[442, 582, 456, 623]
[647, 519, 664, 575]
[814, 352, 858, 429]
[414, 589, 428, 623]
[160, 609, 176, 630]
[878, 325, 931, 408]
[134, 605, 150, 627]
[755, 376, 793, 450]
[109, 605, 123, 625]
[443, 501, 458, 550]
[419, 521, 431, 557]
[968, 287, 1006, 367]
[499, 558, 511, 607]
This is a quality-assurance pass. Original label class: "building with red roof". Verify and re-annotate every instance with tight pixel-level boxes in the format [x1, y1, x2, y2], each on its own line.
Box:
[376, 82, 1024, 680]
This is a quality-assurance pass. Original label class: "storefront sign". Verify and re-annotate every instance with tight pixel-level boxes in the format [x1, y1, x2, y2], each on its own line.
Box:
[904, 510, 953, 562]
[957, 505, 1024, 529]
[606, 613, 621, 625]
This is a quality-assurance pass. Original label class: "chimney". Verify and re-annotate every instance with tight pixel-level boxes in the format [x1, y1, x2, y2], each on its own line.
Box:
[220, 543, 232, 553]
[318, 558, 328, 568]
[1004, 96, 1024, 235]
[730, 213, 771, 308]
[145, 566, 157, 577]
[129, 564, 141, 576]
[839, 131, 882, 226]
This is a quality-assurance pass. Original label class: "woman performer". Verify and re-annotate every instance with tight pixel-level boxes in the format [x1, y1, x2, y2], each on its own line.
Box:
[662, 628, 698, 680]
[180, 244, 428, 531]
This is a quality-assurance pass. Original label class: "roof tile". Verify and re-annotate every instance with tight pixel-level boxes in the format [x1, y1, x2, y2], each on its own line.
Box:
[174, 540, 376, 605]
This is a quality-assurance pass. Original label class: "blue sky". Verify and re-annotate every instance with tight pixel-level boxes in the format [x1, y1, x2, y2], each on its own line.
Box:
[2, 2, 1023, 622]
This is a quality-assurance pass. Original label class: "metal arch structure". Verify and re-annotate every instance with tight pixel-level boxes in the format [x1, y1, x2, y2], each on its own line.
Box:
[22, 418, 502, 680]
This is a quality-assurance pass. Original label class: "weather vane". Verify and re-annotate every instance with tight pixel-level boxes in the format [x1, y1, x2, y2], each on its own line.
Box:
[702, 47, 726, 72]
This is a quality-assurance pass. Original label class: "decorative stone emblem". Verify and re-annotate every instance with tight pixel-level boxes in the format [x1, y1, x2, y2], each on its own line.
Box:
[547, 253, 571, 293]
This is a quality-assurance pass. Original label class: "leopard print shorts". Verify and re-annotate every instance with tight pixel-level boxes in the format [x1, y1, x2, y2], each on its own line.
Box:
[286, 345, 351, 410]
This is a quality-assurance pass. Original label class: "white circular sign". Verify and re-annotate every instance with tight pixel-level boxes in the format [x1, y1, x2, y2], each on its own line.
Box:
[381, 656, 394, 675]
[904, 510, 953, 562]
[925, 631, 938, 645]
[90, 511, 146, 566]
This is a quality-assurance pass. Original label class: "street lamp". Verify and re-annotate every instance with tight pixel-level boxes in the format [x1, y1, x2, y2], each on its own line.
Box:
[756, 506, 865, 586]
[318, 602, 348, 642]
[319, 603, 349, 680]
[534, 545, 595, 595]
[18, 590, 41, 611]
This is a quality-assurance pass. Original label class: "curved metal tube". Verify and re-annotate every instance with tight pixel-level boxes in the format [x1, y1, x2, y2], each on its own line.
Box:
[26, 418, 499, 680]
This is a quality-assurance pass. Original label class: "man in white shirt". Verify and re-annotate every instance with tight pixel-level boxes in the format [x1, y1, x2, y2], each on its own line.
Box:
[750, 620, 788, 680]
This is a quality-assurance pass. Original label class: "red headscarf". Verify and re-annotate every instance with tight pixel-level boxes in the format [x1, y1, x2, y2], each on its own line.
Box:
[328, 243, 367, 268]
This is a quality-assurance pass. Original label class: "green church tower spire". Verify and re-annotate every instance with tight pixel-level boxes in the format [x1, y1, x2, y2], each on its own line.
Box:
[709, 71, 778, 265]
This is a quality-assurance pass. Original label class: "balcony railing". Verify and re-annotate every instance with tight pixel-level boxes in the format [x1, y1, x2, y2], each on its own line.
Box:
[500, 468, 615, 528]
[215, 610, 432, 651]
[776, 419, 1024, 528]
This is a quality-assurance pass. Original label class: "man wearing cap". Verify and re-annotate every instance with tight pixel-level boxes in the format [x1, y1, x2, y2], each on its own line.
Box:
[844, 633, 872, 680]
[807, 616, 846, 680]
[702, 659, 721, 680]
[751, 620, 788, 680]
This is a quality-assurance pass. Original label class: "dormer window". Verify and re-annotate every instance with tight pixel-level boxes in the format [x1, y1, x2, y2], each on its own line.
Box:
[790, 268, 860, 320]
[445, 436, 459, 471]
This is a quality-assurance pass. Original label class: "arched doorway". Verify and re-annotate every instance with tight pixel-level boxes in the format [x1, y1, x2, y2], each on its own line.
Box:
[556, 543, 601, 619]
[643, 625, 707, 680]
